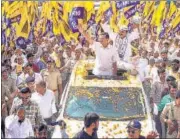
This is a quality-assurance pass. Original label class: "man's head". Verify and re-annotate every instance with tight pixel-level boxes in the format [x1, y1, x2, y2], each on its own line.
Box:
[19, 87, 31, 105]
[157, 68, 166, 81]
[166, 76, 176, 87]
[37, 124, 48, 139]
[35, 81, 46, 95]
[26, 76, 35, 92]
[169, 82, 178, 98]
[42, 51, 49, 62]
[141, 50, 147, 58]
[57, 47, 64, 58]
[24, 63, 34, 75]
[149, 57, 155, 66]
[54, 44, 60, 54]
[17, 106, 25, 123]
[75, 49, 81, 60]
[171, 59, 179, 72]
[27, 53, 34, 64]
[17, 56, 23, 65]
[47, 59, 55, 70]
[118, 26, 128, 39]
[2, 67, 8, 80]
[160, 49, 168, 61]
[84, 113, 100, 132]
[155, 59, 161, 68]
[127, 120, 142, 138]
[131, 39, 140, 48]
[153, 51, 159, 59]
[98, 32, 109, 48]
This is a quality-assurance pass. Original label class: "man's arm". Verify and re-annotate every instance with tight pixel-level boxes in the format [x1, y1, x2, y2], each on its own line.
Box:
[160, 103, 173, 127]
[36, 105, 45, 126]
[57, 72, 63, 97]
[59, 60, 71, 72]
[77, 25, 94, 45]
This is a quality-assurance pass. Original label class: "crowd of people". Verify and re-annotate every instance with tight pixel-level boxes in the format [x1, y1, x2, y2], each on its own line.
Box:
[1, 1, 180, 139]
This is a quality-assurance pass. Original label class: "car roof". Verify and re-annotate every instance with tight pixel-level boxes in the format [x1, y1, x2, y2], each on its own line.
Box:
[70, 60, 142, 88]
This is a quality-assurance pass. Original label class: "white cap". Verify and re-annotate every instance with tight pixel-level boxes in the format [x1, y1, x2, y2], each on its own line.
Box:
[132, 16, 141, 24]
[119, 25, 128, 31]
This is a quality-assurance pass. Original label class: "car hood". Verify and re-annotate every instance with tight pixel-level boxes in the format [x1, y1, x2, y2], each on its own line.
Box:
[52, 117, 155, 138]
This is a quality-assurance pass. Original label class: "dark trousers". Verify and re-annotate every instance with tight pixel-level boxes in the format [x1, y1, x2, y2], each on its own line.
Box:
[155, 114, 162, 138]
[1, 117, 5, 138]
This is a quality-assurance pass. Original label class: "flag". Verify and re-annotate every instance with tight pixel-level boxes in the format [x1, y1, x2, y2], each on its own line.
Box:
[96, 1, 112, 23]
[16, 3, 31, 39]
[167, 1, 177, 20]
[118, 12, 129, 27]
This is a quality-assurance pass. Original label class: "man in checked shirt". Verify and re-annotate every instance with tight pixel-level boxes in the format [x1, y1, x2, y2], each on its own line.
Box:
[10, 87, 44, 128]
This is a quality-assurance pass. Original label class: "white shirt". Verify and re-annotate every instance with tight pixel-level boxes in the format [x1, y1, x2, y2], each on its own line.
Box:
[136, 58, 148, 81]
[90, 42, 119, 76]
[16, 72, 26, 86]
[31, 89, 57, 119]
[25, 73, 43, 84]
[5, 115, 34, 138]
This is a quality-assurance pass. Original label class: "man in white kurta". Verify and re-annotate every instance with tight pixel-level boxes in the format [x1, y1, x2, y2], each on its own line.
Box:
[5, 107, 34, 138]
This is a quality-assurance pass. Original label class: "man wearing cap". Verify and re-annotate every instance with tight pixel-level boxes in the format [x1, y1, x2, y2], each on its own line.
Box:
[161, 90, 180, 138]
[126, 120, 158, 139]
[11, 48, 27, 69]
[41, 59, 62, 105]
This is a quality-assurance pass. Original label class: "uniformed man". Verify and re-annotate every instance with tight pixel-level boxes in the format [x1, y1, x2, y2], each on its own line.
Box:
[160, 90, 180, 138]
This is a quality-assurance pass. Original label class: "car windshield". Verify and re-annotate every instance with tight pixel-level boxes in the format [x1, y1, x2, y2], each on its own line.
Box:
[64, 86, 146, 120]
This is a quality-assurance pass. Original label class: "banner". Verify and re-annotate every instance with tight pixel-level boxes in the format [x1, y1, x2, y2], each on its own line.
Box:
[116, 1, 140, 10]
[104, 7, 113, 22]
[124, 6, 137, 19]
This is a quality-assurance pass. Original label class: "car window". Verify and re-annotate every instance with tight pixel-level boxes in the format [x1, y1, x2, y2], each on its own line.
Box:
[64, 86, 146, 120]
